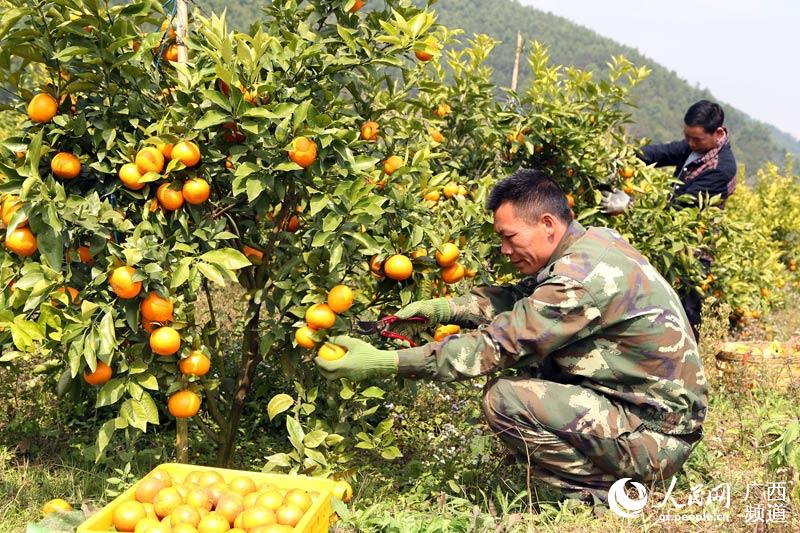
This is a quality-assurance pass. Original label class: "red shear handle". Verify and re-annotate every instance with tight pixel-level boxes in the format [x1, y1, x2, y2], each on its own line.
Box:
[380, 330, 417, 347]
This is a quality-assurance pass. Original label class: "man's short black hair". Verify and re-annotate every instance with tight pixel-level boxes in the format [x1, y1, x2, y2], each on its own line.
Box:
[487, 168, 573, 224]
[684, 100, 724, 133]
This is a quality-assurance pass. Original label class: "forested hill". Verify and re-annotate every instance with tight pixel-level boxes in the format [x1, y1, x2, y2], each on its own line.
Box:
[195, 0, 800, 173]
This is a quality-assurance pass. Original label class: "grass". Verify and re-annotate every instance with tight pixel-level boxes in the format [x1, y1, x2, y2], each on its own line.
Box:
[2, 288, 799, 532]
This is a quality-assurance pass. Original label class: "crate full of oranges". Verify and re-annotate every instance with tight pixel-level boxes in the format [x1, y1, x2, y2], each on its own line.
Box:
[76, 463, 348, 533]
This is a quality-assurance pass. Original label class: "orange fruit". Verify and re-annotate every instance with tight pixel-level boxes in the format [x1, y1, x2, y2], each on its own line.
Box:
[384, 254, 413, 280]
[118, 163, 145, 190]
[170, 504, 201, 528]
[430, 129, 444, 143]
[318, 343, 346, 361]
[163, 44, 179, 62]
[434, 324, 461, 341]
[157, 143, 174, 160]
[457, 185, 467, 196]
[136, 477, 169, 504]
[42, 498, 72, 517]
[135, 147, 165, 174]
[1, 196, 27, 227]
[423, 190, 440, 202]
[285, 214, 300, 233]
[360, 121, 379, 141]
[182, 178, 210, 205]
[4, 227, 37, 256]
[83, 360, 112, 386]
[283, 489, 312, 512]
[369, 255, 384, 277]
[435, 243, 460, 267]
[415, 49, 433, 61]
[113, 500, 148, 532]
[410, 248, 428, 259]
[157, 183, 185, 211]
[150, 326, 181, 356]
[243, 245, 264, 265]
[133, 517, 160, 533]
[109, 266, 142, 299]
[288, 137, 317, 168]
[305, 303, 336, 329]
[160, 20, 176, 39]
[197, 471, 224, 488]
[148, 470, 174, 486]
[294, 325, 318, 349]
[565, 193, 575, 208]
[172, 141, 201, 167]
[51, 152, 81, 179]
[154, 486, 184, 519]
[172, 523, 199, 533]
[27, 93, 59, 123]
[179, 351, 211, 377]
[184, 487, 213, 511]
[441, 262, 465, 284]
[142, 319, 158, 334]
[349, 0, 365, 12]
[54, 286, 80, 305]
[326, 284, 354, 313]
[382, 155, 403, 175]
[168, 389, 201, 418]
[275, 504, 303, 527]
[214, 492, 243, 525]
[619, 165, 634, 179]
[332, 480, 353, 502]
[433, 103, 451, 118]
[442, 182, 459, 199]
[228, 476, 256, 496]
[141, 291, 174, 322]
[255, 490, 284, 511]
[77, 245, 94, 265]
[240, 506, 277, 530]
[197, 511, 230, 533]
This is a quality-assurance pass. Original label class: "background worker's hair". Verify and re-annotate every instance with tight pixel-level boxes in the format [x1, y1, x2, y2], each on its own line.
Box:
[684, 100, 725, 133]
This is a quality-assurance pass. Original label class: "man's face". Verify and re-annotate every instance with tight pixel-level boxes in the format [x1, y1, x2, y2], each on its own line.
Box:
[683, 124, 722, 153]
[493, 202, 563, 275]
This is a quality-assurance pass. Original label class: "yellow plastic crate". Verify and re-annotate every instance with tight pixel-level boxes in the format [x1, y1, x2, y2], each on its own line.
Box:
[77, 463, 336, 533]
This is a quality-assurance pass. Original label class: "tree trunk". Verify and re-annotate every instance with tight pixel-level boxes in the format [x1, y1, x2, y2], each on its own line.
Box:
[511, 31, 523, 92]
[176, 418, 188, 462]
[216, 298, 262, 466]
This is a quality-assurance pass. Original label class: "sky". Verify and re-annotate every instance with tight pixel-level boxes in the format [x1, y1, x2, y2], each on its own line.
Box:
[519, 0, 800, 140]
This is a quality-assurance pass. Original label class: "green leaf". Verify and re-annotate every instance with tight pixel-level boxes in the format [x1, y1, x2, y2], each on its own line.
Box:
[361, 386, 385, 399]
[196, 262, 227, 286]
[171, 258, 193, 289]
[266, 452, 292, 467]
[96, 419, 116, 455]
[200, 248, 251, 270]
[286, 416, 305, 454]
[381, 446, 403, 460]
[97, 311, 116, 357]
[267, 393, 294, 421]
[136, 372, 159, 391]
[96, 379, 126, 407]
[304, 447, 328, 466]
[303, 430, 328, 448]
[194, 109, 230, 130]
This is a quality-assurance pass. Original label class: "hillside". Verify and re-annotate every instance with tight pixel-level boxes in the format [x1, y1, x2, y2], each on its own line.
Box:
[194, 0, 799, 172]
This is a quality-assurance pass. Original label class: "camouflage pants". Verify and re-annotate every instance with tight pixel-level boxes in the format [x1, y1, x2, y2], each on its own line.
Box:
[482, 376, 697, 503]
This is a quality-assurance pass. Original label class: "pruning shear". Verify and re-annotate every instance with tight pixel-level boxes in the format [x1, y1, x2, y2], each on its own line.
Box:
[352, 315, 428, 347]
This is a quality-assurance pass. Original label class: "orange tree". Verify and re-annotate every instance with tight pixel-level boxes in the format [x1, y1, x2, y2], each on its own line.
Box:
[0, 0, 502, 470]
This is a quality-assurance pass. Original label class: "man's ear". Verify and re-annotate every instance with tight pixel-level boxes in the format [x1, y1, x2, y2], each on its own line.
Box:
[540, 213, 556, 236]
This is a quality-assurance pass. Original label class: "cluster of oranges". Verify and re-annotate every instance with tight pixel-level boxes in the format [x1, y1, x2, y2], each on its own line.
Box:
[435, 242, 469, 284]
[295, 285, 355, 361]
[1, 194, 36, 257]
[158, 21, 180, 63]
[120, 140, 208, 212]
[370, 254, 414, 282]
[423, 182, 468, 204]
[110, 468, 343, 532]
[96, 265, 207, 418]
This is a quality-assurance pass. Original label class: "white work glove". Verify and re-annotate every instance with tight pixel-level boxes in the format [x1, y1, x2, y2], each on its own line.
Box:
[600, 189, 632, 216]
